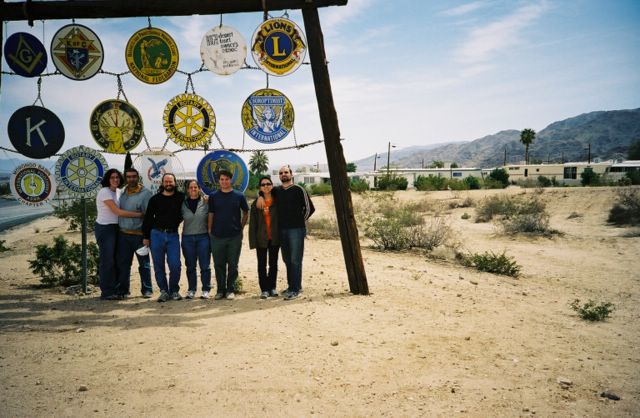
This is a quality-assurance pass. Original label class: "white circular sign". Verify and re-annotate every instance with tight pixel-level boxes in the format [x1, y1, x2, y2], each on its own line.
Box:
[10, 163, 57, 206]
[134, 149, 184, 194]
[55, 145, 107, 197]
[200, 25, 247, 76]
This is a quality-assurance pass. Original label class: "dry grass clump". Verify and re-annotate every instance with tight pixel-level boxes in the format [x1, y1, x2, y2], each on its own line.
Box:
[475, 194, 557, 236]
[307, 217, 340, 240]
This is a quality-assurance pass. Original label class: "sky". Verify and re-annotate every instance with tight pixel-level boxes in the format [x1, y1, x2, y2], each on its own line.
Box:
[1, 0, 639, 172]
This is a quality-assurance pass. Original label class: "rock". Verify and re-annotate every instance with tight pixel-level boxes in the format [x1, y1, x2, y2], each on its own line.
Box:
[469, 280, 478, 285]
[76, 328, 85, 333]
[464, 336, 471, 341]
[78, 385, 88, 392]
[330, 341, 339, 346]
[557, 377, 572, 389]
[600, 391, 620, 400]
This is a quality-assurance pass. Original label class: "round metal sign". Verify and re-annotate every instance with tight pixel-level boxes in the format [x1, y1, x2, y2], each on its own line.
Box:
[10, 163, 57, 206]
[200, 25, 247, 76]
[55, 146, 107, 197]
[251, 18, 307, 77]
[241, 88, 294, 144]
[7, 106, 65, 159]
[4, 32, 48, 77]
[163, 93, 215, 149]
[126, 27, 179, 84]
[90, 99, 144, 154]
[134, 149, 183, 194]
[50, 24, 104, 80]
[197, 150, 249, 194]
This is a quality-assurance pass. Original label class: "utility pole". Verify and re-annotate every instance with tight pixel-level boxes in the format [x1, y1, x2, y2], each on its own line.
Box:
[386, 141, 394, 177]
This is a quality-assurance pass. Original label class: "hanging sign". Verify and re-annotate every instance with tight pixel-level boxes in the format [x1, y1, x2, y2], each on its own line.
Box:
[8, 106, 65, 159]
[251, 18, 307, 77]
[90, 99, 144, 154]
[135, 149, 183, 194]
[163, 93, 215, 149]
[50, 24, 104, 80]
[241, 88, 294, 144]
[55, 146, 107, 197]
[197, 150, 249, 194]
[200, 25, 247, 76]
[126, 27, 179, 84]
[10, 163, 57, 206]
[4, 32, 48, 77]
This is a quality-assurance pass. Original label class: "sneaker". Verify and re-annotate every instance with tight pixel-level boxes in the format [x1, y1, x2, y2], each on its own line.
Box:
[284, 291, 299, 301]
[157, 291, 169, 302]
[260, 291, 269, 299]
[201, 291, 210, 299]
[171, 292, 183, 301]
[142, 291, 153, 299]
[269, 289, 279, 297]
[100, 294, 120, 301]
[226, 292, 235, 300]
[186, 290, 196, 299]
[214, 293, 225, 300]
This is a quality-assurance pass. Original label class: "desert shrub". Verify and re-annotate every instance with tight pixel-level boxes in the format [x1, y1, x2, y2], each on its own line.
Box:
[475, 195, 517, 222]
[567, 211, 582, 219]
[448, 179, 469, 190]
[460, 251, 521, 277]
[377, 175, 408, 191]
[364, 217, 408, 250]
[500, 197, 551, 235]
[0, 240, 9, 252]
[310, 183, 332, 196]
[487, 168, 509, 188]
[28, 235, 99, 287]
[624, 170, 640, 185]
[464, 176, 481, 190]
[581, 167, 600, 186]
[537, 176, 552, 187]
[350, 178, 369, 193]
[408, 217, 451, 250]
[414, 175, 447, 191]
[516, 178, 538, 188]
[307, 216, 340, 239]
[608, 188, 640, 225]
[53, 199, 98, 232]
[570, 299, 614, 321]
[461, 212, 470, 220]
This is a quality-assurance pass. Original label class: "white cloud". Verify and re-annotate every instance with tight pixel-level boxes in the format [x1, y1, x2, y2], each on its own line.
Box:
[320, 0, 373, 33]
[441, 1, 490, 17]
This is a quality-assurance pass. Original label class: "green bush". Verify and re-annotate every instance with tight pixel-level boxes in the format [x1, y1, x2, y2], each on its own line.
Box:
[570, 299, 614, 321]
[349, 178, 369, 193]
[53, 199, 98, 232]
[537, 176, 552, 187]
[461, 251, 521, 277]
[475, 195, 517, 222]
[28, 235, 99, 287]
[500, 197, 551, 235]
[461, 212, 470, 220]
[487, 168, 509, 188]
[580, 167, 600, 186]
[464, 176, 481, 190]
[448, 179, 470, 190]
[625, 170, 640, 185]
[310, 182, 332, 196]
[414, 175, 447, 191]
[608, 188, 640, 225]
[0, 240, 10, 252]
[378, 175, 408, 191]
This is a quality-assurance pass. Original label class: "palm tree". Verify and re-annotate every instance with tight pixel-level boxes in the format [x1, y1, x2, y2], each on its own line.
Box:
[520, 128, 536, 164]
[249, 150, 269, 175]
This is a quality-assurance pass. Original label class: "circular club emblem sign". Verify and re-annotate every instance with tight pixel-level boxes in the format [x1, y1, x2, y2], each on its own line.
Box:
[90, 99, 144, 154]
[200, 25, 247, 76]
[10, 163, 57, 206]
[4, 32, 48, 77]
[242, 88, 294, 144]
[8, 106, 65, 159]
[51, 24, 104, 80]
[134, 149, 182, 194]
[163, 93, 216, 149]
[197, 150, 249, 194]
[251, 18, 307, 76]
[55, 146, 107, 196]
[126, 27, 179, 84]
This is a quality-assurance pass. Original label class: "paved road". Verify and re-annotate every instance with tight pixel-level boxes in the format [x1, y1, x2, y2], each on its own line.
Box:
[0, 198, 54, 232]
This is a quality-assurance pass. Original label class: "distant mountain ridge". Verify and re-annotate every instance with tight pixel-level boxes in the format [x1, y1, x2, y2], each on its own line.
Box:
[353, 108, 640, 170]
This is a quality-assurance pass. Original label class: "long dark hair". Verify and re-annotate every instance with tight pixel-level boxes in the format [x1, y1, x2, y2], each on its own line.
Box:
[101, 168, 123, 187]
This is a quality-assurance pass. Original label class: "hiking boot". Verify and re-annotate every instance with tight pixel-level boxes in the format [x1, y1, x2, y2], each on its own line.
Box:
[186, 290, 196, 299]
[226, 292, 235, 300]
[260, 291, 269, 299]
[284, 291, 299, 301]
[201, 291, 210, 299]
[157, 291, 169, 302]
[170, 292, 183, 301]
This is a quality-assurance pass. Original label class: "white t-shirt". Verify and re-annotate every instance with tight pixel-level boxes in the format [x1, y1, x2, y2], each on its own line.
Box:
[96, 187, 120, 225]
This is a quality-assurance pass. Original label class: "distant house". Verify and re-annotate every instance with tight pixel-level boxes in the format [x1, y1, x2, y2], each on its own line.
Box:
[498, 160, 640, 185]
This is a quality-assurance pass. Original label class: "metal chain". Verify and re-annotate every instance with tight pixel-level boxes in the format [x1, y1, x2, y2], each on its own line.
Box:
[32, 77, 45, 107]
[147, 17, 152, 28]
[219, 14, 223, 27]
[184, 73, 196, 94]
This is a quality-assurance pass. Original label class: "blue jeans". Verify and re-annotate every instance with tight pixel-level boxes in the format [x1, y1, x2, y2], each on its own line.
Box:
[210, 233, 243, 294]
[94, 223, 118, 297]
[181, 233, 211, 292]
[117, 232, 152, 295]
[280, 227, 306, 292]
[150, 229, 181, 293]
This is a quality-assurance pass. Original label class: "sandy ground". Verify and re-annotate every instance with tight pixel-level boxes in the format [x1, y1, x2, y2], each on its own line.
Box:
[0, 186, 639, 417]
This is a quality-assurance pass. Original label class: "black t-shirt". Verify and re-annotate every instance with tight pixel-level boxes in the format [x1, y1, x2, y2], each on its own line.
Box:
[142, 191, 185, 238]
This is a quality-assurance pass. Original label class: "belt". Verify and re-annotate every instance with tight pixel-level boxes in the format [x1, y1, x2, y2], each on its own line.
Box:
[155, 228, 178, 233]
[120, 229, 143, 236]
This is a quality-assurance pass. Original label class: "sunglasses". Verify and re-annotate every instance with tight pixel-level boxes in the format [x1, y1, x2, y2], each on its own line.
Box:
[260, 183, 272, 187]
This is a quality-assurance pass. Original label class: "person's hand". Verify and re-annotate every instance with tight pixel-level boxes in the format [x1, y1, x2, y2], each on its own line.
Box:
[143, 239, 150, 247]
[256, 196, 265, 209]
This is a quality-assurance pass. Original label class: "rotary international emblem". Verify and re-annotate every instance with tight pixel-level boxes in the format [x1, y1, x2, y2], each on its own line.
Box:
[163, 93, 216, 149]
[50, 24, 103, 80]
[241, 88, 294, 144]
[197, 151, 249, 194]
[55, 146, 107, 197]
[90, 99, 144, 154]
[4, 32, 48, 77]
[10, 163, 57, 206]
[126, 27, 179, 84]
[251, 18, 306, 77]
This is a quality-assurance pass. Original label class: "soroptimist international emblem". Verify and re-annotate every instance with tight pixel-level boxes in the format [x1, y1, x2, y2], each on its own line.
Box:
[10, 163, 57, 206]
[241, 88, 294, 144]
[8, 106, 65, 159]
[55, 146, 107, 197]
[126, 27, 179, 84]
[163, 93, 215, 149]
[90, 99, 144, 154]
[200, 25, 247, 76]
[251, 18, 306, 76]
[4, 32, 48, 77]
[134, 149, 184, 194]
[197, 150, 249, 194]
[50, 24, 104, 80]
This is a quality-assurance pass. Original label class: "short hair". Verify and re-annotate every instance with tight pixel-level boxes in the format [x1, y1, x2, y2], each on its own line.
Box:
[101, 168, 123, 187]
[218, 169, 233, 179]
[124, 167, 139, 176]
[279, 165, 292, 174]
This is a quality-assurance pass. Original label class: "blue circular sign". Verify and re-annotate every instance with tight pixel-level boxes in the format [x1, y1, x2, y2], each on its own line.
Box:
[3, 32, 48, 77]
[55, 146, 107, 196]
[196, 150, 249, 194]
[8, 106, 65, 159]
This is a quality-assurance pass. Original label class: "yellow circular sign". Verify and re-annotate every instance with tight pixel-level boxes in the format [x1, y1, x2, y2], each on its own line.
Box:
[125, 27, 179, 84]
[251, 18, 307, 77]
[163, 93, 216, 149]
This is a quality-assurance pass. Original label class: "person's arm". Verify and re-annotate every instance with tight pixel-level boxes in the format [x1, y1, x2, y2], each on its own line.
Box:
[248, 204, 257, 249]
[301, 187, 315, 220]
[103, 199, 142, 218]
[142, 196, 155, 245]
[241, 209, 249, 229]
[208, 212, 214, 234]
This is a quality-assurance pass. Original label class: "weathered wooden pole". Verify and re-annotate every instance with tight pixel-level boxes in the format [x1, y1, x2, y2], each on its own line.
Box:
[302, 5, 369, 295]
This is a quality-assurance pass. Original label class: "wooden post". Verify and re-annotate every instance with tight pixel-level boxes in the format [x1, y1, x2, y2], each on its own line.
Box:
[81, 197, 88, 293]
[302, 6, 369, 295]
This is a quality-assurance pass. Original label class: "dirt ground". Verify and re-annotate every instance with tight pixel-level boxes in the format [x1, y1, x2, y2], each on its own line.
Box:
[0, 186, 638, 417]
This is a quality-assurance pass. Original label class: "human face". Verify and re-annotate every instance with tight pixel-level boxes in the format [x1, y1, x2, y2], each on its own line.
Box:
[125, 171, 138, 188]
[219, 174, 232, 191]
[187, 181, 200, 199]
[162, 175, 176, 192]
[279, 166, 292, 184]
[260, 180, 273, 194]
[109, 172, 121, 190]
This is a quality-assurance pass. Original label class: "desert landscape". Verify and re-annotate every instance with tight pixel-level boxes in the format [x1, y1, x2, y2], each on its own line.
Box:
[0, 186, 638, 417]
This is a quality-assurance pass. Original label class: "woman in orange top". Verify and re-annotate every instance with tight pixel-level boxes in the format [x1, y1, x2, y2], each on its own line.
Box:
[249, 176, 280, 299]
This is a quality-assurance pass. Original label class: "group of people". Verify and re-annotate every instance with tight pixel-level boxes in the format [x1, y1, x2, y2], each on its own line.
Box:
[94, 165, 314, 303]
